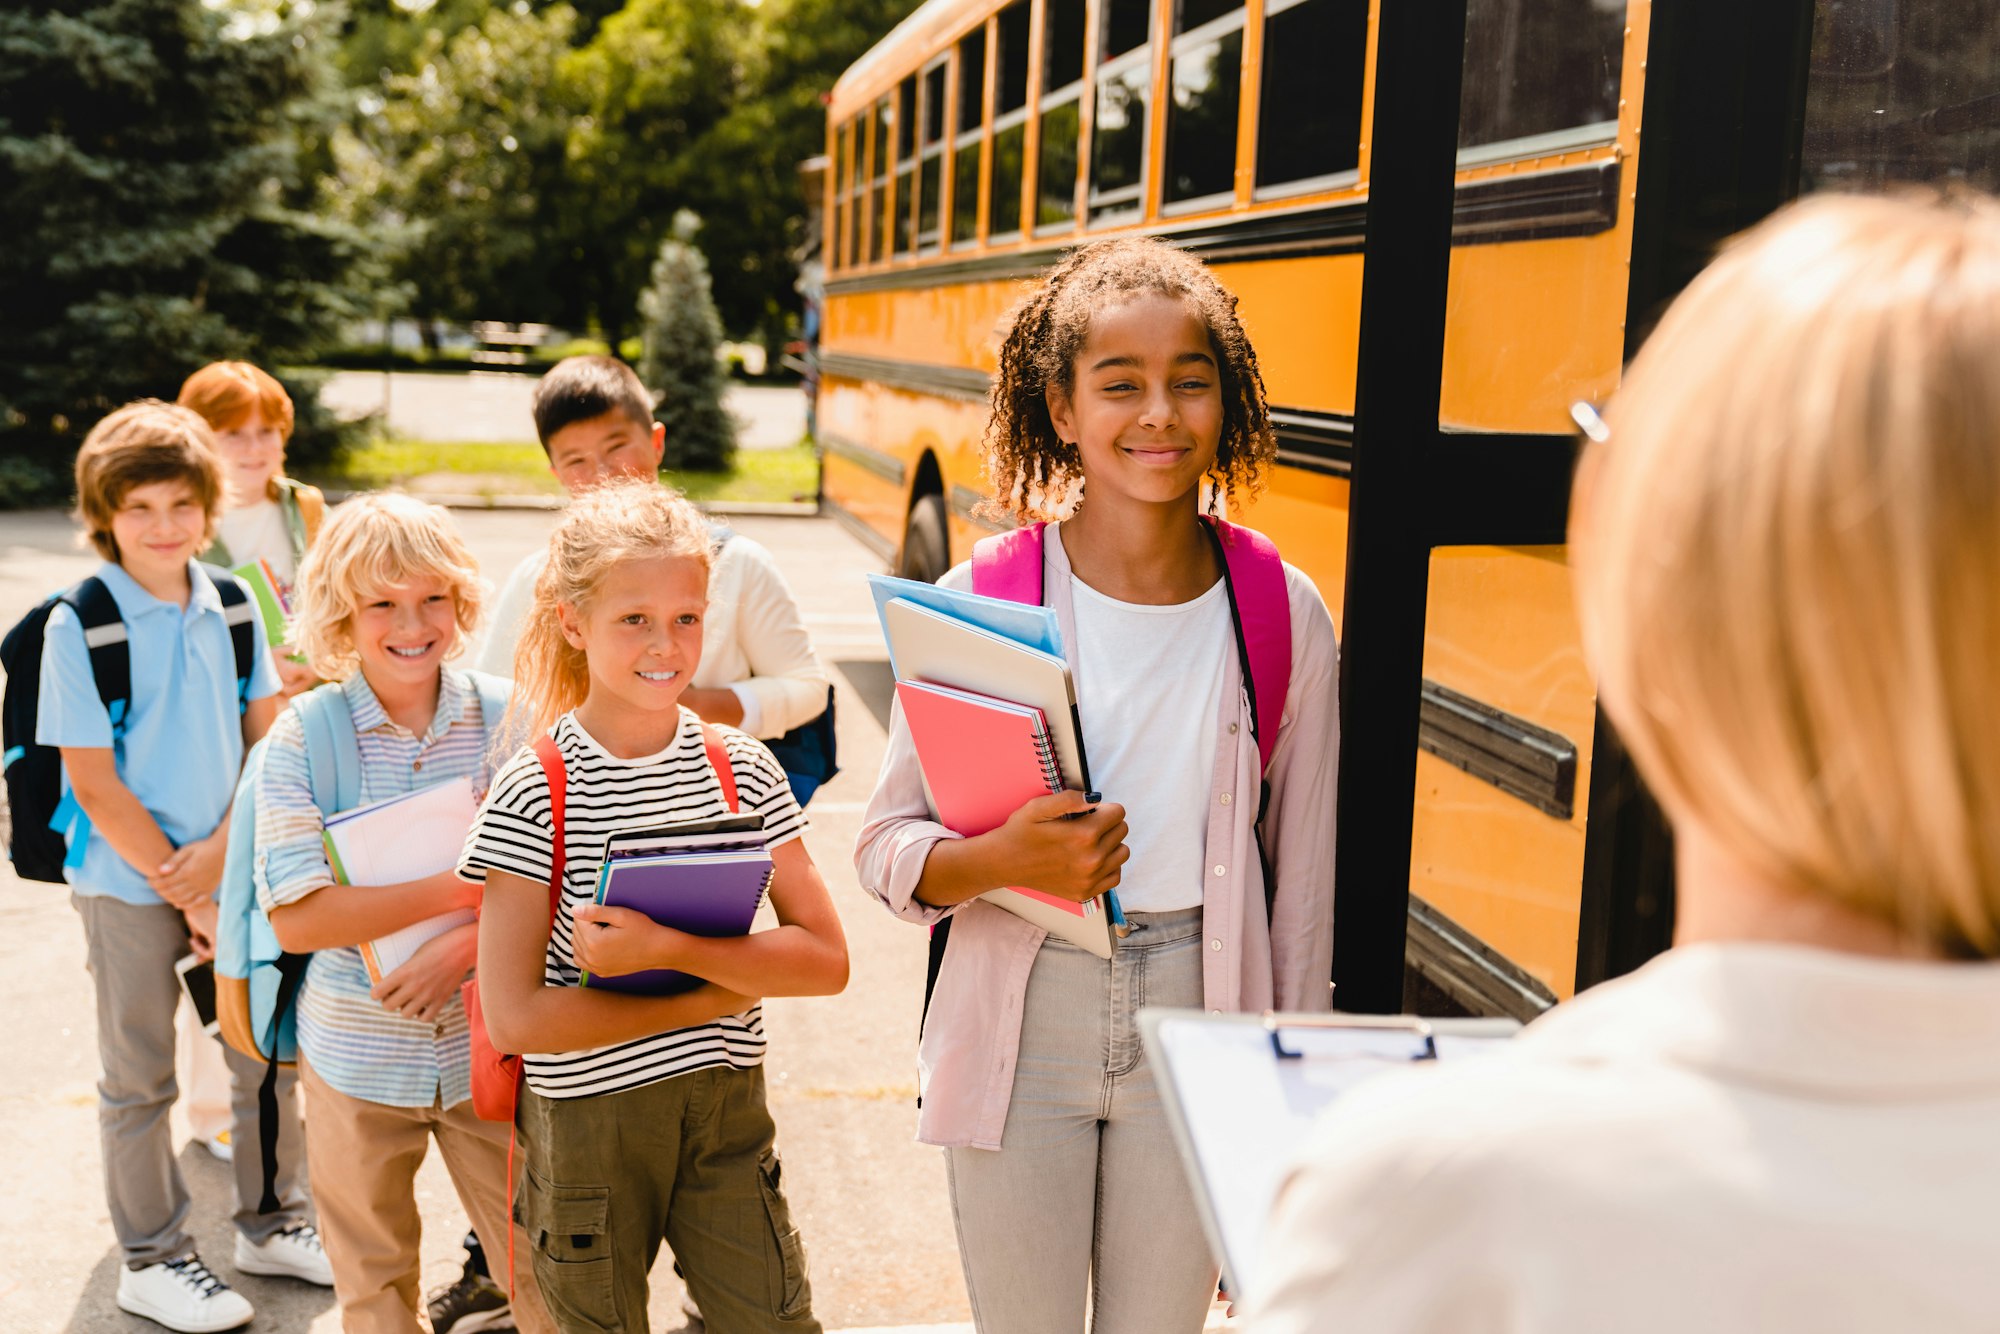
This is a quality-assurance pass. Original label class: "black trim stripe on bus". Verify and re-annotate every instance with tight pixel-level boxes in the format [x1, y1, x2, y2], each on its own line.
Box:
[824, 160, 1620, 296]
[820, 431, 908, 485]
[1418, 680, 1577, 820]
[1406, 893, 1558, 1021]
[820, 354, 991, 401]
[824, 493, 899, 562]
[1271, 408, 1355, 478]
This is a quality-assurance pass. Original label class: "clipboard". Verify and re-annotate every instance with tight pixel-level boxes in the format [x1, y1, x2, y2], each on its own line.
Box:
[1139, 1008, 1520, 1305]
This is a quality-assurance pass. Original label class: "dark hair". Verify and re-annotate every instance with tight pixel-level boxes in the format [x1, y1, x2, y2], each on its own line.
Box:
[73, 400, 222, 561]
[985, 237, 1275, 522]
[531, 355, 654, 451]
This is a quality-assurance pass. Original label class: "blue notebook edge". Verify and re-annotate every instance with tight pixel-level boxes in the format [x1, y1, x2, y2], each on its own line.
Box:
[867, 573, 1064, 672]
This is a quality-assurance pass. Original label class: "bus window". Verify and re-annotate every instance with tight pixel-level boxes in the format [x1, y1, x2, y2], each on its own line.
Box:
[952, 28, 987, 246]
[1039, 0, 1088, 230]
[1102, 0, 1150, 59]
[870, 98, 892, 262]
[1254, 0, 1366, 195]
[1091, 63, 1150, 221]
[1163, 0, 1245, 210]
[1090, 0, 1153, 223]
[895, 75, 918, 253]
[1046, 0, 1087, 91]
[1457, 0, 1626, 164]
[919, 61, 947, 250]
[991, 0, 1031, 239]
[832, 120, 849, 272]
[1039, 100, 1082, 225]
[1803, 0, 2000, 193]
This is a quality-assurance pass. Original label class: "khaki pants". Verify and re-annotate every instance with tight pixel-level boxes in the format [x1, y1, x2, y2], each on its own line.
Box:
[299, 1056, 554, 1334]
[519, 1065, 819, 1334]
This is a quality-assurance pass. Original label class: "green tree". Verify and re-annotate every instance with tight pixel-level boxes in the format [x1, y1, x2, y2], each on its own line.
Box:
[0, 0, 363, 504]
[639, 218, 735, 472]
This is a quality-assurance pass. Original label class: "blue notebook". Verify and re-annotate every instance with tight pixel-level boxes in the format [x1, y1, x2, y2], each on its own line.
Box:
[578, 842, 774, 995]
[866, 573, 1063, 673]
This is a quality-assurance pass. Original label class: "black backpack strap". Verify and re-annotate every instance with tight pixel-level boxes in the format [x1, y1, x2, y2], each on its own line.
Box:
[256, 952, 310, 1214]
[200, 564, 259, 713]
[64, 577, 131, 738]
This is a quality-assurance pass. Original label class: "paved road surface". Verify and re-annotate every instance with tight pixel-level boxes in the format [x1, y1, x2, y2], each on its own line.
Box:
[319, 372, 806, 451]
[0, 510, 973, 1333]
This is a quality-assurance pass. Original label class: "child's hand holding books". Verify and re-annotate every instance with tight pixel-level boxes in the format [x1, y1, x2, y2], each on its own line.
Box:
[571, 903, 683, 980]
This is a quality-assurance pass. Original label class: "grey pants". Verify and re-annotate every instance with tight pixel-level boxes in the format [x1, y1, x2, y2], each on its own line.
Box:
[74, 894, 311, 1268]
[944, 907, 1219, 1334]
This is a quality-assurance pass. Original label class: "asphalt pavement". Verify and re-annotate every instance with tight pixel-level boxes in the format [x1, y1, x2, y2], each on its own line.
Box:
[0, 510, 972, 1333]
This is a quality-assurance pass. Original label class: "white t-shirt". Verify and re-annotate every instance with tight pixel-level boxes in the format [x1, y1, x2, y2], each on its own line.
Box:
[216, 498, 296, 586]
[1068, 573, 1229, 912]
[456, 708, 806, 1099]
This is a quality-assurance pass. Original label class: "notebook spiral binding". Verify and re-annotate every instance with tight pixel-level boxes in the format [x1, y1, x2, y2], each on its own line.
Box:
[1032, 730, 1063, 795]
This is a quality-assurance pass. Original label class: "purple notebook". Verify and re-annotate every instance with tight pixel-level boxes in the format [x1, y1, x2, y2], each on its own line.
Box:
[578, 847, 774, 995]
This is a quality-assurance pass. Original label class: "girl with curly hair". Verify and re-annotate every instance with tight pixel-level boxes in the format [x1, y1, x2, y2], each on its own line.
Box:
[857, 236, 1339, 1333]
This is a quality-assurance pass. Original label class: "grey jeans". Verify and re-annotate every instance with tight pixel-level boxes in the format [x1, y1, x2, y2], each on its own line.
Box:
[944, 907, 1219, 1334]
[74, 893, 310, 1268]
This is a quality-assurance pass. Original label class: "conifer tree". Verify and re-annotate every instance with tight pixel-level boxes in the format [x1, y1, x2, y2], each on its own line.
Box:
[0, 0, 358, 504]
[639, 215, 737, 473]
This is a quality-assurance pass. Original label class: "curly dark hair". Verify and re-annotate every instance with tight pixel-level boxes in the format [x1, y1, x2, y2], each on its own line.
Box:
[983, 236, 1275, 522]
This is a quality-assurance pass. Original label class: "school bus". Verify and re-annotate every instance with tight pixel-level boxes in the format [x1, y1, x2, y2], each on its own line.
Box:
[816, 0, 2000, 1015]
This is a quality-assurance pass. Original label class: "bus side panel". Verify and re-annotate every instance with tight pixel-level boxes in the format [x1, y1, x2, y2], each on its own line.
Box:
[1233, 466, 1351, 638]
[819, 375, 913, 555]
[1216, 256, 1366, 417]
[1411, 546, 1597, 999]
[824, 279, 1025, 374]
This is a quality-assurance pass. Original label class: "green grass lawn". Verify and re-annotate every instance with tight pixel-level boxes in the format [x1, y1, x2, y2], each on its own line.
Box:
[307, 437, 820, 505]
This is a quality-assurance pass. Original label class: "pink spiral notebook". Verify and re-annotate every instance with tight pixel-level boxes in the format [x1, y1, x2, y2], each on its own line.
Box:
[895, 680, 1112, 957]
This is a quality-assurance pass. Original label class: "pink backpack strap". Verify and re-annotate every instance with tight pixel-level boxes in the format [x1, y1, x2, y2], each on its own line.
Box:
[1203, 516, 1292, 774]
[969, 521, 1048, 603]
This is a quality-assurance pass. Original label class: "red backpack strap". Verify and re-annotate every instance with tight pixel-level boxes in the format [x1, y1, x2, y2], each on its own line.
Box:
[531, 733, 566, 923]
[700, 722, 740, 812]
[969, 521, 1048, 604]
[1203, 516, 1292, 775]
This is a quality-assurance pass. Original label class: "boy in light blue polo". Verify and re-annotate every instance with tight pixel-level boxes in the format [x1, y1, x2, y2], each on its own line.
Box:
[37, 402, 330, 1334]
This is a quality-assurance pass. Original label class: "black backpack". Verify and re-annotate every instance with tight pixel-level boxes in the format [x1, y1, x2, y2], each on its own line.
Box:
[2, 566, 257, 883]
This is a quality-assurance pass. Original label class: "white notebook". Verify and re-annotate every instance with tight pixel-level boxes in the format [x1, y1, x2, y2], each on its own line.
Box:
[321, 777, 480, 986]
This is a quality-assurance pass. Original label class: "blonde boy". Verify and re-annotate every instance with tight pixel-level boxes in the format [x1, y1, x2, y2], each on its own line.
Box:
[254, 494, 553, 1334]
[40, 402, 327, 1334]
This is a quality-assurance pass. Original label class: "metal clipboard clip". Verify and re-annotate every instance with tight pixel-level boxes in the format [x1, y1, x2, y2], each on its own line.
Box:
[1264, 1012, 1439, 1063]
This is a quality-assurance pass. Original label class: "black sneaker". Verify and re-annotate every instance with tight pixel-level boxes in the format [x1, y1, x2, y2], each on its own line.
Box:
[426, 1266, 512, 1334]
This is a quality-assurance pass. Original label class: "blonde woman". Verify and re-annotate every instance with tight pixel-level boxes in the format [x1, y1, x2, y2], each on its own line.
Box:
[253, 494, 554, 1334]
[1251, 192, 2000, 1333]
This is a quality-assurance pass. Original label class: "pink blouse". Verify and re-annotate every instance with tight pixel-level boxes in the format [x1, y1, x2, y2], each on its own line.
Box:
[854, 524, 1339, 1148]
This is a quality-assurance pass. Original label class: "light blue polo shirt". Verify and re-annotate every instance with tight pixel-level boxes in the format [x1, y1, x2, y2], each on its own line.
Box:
[36, 560, 280, 905]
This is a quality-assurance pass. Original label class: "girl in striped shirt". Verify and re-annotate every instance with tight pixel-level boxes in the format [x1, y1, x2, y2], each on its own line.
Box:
[460, 478, 847, 1333]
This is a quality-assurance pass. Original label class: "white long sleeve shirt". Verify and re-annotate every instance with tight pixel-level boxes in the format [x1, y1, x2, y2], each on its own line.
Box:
[477, 529, 830, 739]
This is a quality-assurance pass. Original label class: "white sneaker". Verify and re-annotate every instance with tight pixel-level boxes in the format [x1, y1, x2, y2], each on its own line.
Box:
[234, 1221, 335, 1286]
[116, 1255, 254, 1333]
[204, 1130, 233, 1163]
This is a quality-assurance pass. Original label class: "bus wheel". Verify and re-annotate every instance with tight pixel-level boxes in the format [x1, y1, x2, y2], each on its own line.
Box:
[898, 494, 950, 584]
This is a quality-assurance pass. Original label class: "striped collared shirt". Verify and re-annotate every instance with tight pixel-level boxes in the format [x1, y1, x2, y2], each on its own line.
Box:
[254, 669, 505, 1108]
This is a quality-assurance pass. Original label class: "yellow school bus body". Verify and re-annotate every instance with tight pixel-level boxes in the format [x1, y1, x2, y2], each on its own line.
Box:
[821, 0, 1652, 1009]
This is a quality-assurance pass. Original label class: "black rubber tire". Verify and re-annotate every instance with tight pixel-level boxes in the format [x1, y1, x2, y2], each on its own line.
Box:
[897, 494, 951, 585]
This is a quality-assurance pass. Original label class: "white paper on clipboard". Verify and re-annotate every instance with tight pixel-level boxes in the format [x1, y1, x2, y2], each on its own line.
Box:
[1139, 1009, 1519, 1305]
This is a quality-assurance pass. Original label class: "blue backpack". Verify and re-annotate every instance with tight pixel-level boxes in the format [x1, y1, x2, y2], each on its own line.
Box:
[214, 672, 508, 1212]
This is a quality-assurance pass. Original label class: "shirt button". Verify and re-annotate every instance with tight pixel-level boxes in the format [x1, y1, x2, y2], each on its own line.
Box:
[1219, 793, 1232, 806]
[1210, 939, 1223, 951]
[1229, 722, 1239, 734]
[1213, 864, 1226, 877]
[413, 759, 424, 772]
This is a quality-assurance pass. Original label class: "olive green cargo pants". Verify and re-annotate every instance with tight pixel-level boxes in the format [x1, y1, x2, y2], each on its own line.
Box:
[518, 1065, 820, 1334]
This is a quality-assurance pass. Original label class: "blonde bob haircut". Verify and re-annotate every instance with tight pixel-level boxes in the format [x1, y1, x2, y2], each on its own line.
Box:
[508, 477, 713, 737]
[1575, 191, 2000, 959]
[292, 493, 486, 679]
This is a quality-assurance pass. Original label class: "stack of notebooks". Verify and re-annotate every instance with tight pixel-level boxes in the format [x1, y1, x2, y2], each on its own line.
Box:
[322, 778, 482, 986]
[579, 815, 773, 994]
[869, 574, 1121, 957]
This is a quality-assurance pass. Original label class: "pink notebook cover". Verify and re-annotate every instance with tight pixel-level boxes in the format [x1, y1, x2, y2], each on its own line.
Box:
[895, 681, 1085, 919]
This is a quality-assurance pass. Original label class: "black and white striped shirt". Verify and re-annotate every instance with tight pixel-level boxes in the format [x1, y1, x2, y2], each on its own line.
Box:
[458, 708, 806, 1099]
